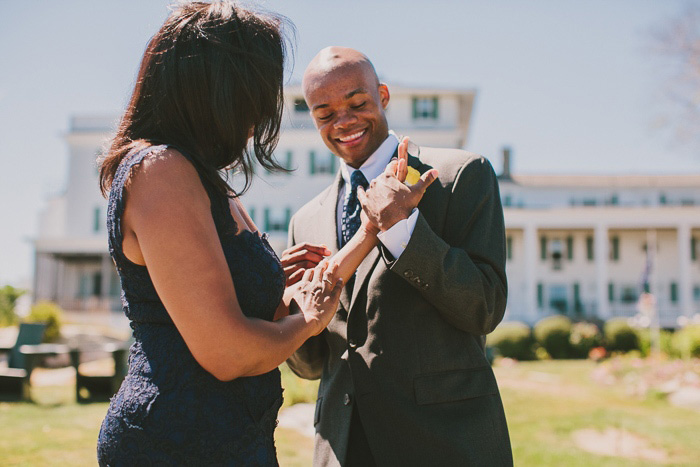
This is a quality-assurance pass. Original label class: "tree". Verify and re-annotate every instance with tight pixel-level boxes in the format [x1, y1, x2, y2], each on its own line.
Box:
[0, 285, 25, 326]
[650, 4, 700, 150]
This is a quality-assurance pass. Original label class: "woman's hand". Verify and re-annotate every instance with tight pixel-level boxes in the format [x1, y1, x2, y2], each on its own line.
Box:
[293, 261, 344, 335]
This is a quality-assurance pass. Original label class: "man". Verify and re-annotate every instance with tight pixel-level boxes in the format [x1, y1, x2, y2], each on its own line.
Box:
[282, 47, 512, 466]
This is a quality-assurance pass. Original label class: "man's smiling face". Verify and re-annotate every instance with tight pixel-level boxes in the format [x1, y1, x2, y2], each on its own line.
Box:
[303, 62, 390, 169]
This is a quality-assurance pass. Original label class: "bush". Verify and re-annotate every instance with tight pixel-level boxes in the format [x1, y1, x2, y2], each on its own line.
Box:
[604, 318, 639, 352]
[534, 315, 572, 359]
[25, 301, 64, 342]
[487, 322, 536, 360]
[0, 285, 25, 327]
[636, 328, 677, 358]
[673, 324, 700, 359]
[569, 322, 602, 359]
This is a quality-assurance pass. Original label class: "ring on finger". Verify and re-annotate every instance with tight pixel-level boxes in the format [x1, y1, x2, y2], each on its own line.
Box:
[323, 278, 333, 286]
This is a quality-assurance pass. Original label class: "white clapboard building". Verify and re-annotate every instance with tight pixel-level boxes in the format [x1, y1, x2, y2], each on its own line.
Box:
[33, 85, 700, 327]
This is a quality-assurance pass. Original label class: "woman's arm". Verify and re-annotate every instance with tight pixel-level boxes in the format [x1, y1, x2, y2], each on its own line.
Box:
[122, 149, 341, 381]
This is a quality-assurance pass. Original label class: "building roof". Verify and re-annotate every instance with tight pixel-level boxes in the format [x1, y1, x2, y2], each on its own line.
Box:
[506, 173, 700, 188]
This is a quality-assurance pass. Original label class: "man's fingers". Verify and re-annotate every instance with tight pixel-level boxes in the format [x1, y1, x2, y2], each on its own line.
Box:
[411, 168, 439, 193]
[396, 137, 409, 181]
[356, 184, 369, 209]
[384, 159, 398, 176]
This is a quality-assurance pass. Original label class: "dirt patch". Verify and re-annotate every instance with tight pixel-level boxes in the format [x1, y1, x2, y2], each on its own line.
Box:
[572, 427, 668, 463]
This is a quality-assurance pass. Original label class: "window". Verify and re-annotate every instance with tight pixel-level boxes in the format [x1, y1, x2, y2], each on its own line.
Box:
[506, 236, 513, 260]
[610, 194, 619, 205]
[93, 207, 101, 232]
[586, 236, 594, 261]
[608, 283, 614, 302]
[293, 98, 309, 112]
[248, 207, 255, 224]
[503, 195, 512, 207]
[264, 207, 292, 232]
[659, 193, 667, 205]
[537, 283, 543, 309]
[549, 284, 568, 313]
[610, 236, 620, 261]
[412, 96, 438, 120]
[310, 151, 337, 175]
[283, 151, 293, 172]
[694, 286, 700, 302]
[692, 237, 697, 261]
[566, 236, 574, 261]
[620, 286, 637, 304]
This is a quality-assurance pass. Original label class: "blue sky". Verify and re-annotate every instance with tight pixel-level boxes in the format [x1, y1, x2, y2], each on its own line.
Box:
[0, 0, 698, 287]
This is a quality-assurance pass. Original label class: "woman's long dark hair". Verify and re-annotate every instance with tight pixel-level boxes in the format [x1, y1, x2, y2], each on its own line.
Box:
[99, 1, 292, 197]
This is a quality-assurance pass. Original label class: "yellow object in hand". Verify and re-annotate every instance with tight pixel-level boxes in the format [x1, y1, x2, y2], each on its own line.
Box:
[405, 167, 421, 186]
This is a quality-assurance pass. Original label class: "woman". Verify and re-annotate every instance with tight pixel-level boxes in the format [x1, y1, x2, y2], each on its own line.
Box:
[96, 2, 381, 464]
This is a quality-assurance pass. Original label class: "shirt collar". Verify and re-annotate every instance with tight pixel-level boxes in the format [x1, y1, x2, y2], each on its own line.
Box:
[340, 131, 399, 188]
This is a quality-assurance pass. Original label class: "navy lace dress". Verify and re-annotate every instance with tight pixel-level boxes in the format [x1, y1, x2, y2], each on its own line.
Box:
[97, 146, 286, 466]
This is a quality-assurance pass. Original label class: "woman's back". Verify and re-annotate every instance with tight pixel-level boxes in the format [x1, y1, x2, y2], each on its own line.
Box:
[97, 145, 286, 465]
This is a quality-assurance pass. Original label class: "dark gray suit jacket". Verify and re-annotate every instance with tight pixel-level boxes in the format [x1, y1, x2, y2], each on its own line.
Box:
[286, 146, 512, 466]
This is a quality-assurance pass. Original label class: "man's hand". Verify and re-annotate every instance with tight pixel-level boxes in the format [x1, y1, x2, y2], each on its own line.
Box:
[357, 137, 438, 231]
[280, 242, 332, 286]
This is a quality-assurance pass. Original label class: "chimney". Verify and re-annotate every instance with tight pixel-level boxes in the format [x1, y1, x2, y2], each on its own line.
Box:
[501, 146, 512, 179]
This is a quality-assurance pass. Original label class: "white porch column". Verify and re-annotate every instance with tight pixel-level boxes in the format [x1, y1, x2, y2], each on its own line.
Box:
[523, 223, 538, 322]
[677, 223, 693, 319]
[595, 223, 610, 319]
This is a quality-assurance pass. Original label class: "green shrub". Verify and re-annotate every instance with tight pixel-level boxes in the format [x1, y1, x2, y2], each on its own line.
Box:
[0, 285, 25, 327]
[604, 318, 639, 352]
[673, 324, 700, 359]
[487, 322, 536, 360]
[25, 301, 64, 342]
[636, 328, 677, 358]
[569, 322, 602, 358]
[534, 315, 572, 359]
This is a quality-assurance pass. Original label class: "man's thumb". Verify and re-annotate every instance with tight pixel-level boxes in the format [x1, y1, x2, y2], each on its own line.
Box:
[413, 169, 438, 192]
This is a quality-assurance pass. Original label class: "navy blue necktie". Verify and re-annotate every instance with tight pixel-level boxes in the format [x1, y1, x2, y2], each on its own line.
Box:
[341, 170, 369, 247]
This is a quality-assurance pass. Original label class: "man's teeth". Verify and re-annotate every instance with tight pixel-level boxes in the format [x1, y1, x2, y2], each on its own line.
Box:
[339, 130, 364, 142]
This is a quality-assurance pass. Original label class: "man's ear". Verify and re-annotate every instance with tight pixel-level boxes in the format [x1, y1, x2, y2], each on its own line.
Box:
[378, 83, 390, 109]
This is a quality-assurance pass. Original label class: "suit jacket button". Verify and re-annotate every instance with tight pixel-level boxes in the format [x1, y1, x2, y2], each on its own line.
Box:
[403, 269, 413, 278]
[414, 277, 421, 285]
[343, 393, 352, 406]
[423, 283, 429, 290]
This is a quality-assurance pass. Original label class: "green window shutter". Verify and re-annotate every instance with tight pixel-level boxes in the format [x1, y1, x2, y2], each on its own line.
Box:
[248, 207, 255, 224]
[566, 236, 574, 260]
[309, 151, 316, 175]
[286, 151, 293, 172]
[540, 236, 547, 260]
[586, 236, 594, 261]
[93, 207, 101, 232]
[692, 237, 697, 261]
[264, 208, 271, 232]
[411, 97, 418, 119]
[611, 236, 620, 261]
[670, 283, 678, 303]
[573, 283, 581, 313]
[506, 236, 513, 260]
[432, 96, 439, 119]
[330, 153, 337, 173]
[537, 283, 543, 308]
[608, 283, 614, 302]
[284, 207, 292, 231]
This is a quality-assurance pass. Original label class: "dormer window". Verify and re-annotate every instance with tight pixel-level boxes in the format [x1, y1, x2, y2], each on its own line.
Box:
[412, 96, 438, 120]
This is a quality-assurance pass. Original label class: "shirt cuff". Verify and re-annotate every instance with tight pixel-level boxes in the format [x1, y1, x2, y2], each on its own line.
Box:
[377, 208, 419, 260]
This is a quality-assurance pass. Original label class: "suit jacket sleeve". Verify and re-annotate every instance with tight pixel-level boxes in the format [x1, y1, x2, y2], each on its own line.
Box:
[284, 213, 328, 380]
[385, 156, 507, 335]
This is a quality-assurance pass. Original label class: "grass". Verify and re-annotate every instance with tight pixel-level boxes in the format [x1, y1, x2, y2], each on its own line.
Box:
[1, 360, 698, 466]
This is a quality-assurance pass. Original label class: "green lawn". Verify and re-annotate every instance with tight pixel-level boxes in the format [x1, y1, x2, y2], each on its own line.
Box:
[1, 360, 698, 466]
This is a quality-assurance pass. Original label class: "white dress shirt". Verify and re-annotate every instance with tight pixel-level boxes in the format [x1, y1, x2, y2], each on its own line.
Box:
[337, 132, 418, 259]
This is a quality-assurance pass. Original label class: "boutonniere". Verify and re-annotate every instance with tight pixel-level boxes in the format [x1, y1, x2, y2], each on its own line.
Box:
[405, 166, 421, 186]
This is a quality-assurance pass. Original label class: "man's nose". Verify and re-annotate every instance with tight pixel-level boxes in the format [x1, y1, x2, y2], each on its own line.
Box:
[333, 109, 358, 129]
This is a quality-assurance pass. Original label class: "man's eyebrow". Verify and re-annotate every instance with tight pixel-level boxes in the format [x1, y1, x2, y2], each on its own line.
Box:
[311, 88, 368, 112]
